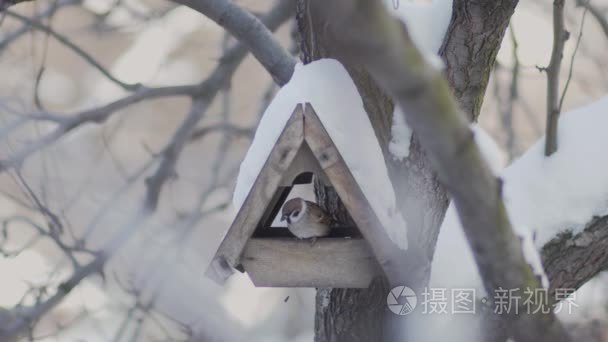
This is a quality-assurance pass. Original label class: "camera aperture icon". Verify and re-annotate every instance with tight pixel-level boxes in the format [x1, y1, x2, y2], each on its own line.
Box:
[387, 286, 417, 315]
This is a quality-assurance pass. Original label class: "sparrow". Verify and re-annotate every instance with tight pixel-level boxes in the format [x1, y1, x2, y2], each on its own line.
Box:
[280, 197, 333, 239]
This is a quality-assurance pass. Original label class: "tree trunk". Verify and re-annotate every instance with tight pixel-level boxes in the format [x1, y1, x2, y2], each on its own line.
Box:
[298, 0, 519, 340]
[298, 2, 447, 341]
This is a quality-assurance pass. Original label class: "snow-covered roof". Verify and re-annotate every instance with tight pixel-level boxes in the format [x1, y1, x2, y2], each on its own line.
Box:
[233, 59, 408, 250]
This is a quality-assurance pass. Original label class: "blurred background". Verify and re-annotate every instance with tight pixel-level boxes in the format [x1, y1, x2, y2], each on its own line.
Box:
[0, 0, 607, 340]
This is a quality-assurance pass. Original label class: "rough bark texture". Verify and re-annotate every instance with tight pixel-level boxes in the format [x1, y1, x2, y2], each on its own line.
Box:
[314, 279, 389, 342]
[543, 216, 608, 300]
[314, 182, 391, 342]
[439, 0, 519, 120]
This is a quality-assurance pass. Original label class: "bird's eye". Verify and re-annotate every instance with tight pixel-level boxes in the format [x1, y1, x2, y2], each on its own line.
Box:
[292, 211, 300, 216]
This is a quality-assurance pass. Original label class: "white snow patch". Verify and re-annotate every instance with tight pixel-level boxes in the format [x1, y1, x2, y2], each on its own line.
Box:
[384, 0, 453, 57]
[503, 96, 608, 247]
[433, 96, 608, 292]
[431, 125, 508, 292]
[471, 124, 507, 175]
[233, 59, 408, 249]
[389, 105, 412, 161]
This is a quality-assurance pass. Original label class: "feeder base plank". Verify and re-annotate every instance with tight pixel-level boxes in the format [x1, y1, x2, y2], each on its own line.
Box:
[241, 237, 382, 288]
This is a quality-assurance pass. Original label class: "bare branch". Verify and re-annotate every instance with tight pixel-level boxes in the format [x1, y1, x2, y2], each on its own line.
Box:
[576, 0, 608, 39]
[0, 0, 79, 53]
[143, 0, 293, 210]
[0, 0, 293, 174]
[145, 98, 208, 211]
[189, 123, 253, 142]
[559, 7, 588, 111]
[310, 1, 570, 341]
[0, 3, 295, 338]
[3, 10, 141, 91]
[494, 25, 520, 160]
[544, 0, 569, 156]
[0, 84, 198, 172]
[0, 0, 33, 11]
[172, 0, 296, 86]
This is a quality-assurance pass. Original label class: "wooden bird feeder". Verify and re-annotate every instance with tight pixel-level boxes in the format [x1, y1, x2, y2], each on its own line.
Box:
[206, 103, 400, 288]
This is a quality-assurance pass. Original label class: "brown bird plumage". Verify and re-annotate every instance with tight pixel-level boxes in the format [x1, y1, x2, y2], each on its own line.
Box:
[281, 198, 333, 238]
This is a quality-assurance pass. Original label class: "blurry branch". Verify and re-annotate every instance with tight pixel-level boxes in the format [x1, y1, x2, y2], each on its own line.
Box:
[0, 205, 152, 341]
[0, 0, 293, 175]
[311, 1, 570, 341]
[3, 10, 141, 91]
[542, 0, 569, 156]
[172, 0, 296, 86]
[145, 99, 208, 211]
[559, 7, 588, 111]
[0, 84, 199, 172]
[190, 123, 253, 142]
[0, 0, 33, 11]
[0, 0, 80, 53]
[0, 1, 294, 338]
[576, 0, 608, 39]
[494, 25, 520, 160]
[144, 0, 293, 211]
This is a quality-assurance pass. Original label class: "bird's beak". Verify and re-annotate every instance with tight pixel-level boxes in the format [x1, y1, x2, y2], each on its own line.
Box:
[280, 215, 286, 222]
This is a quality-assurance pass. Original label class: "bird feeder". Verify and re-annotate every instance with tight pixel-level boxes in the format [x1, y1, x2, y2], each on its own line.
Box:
[206, 103, 400, 288]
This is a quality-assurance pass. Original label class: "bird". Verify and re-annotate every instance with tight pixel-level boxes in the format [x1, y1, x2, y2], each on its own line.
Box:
[280, 197, 333, 239]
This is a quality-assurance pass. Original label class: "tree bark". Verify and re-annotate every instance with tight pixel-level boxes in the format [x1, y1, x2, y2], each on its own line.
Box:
[299, 2, 445, 341]
[302, 0, 524, 341]
[311, 1, 570, 341]
[440, 0, 519, 121]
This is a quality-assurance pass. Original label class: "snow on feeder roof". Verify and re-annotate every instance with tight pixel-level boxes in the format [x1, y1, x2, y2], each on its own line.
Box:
[207, 60, 408, 288]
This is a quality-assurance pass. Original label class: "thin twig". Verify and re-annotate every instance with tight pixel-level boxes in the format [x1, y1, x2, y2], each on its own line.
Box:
[0, 0, 79, 53]
[3, 9, 141, 91]
[544, 0, 569, 156]
[576, 0, 608, 39]
[559, 6, 588, 111]
[172, 0, 296, 86]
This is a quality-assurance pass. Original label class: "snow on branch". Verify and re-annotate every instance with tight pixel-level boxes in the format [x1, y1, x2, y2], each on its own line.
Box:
[433, 95, 608, 296]
[233, 59, 408, 250]
[504, 96, 608, 247]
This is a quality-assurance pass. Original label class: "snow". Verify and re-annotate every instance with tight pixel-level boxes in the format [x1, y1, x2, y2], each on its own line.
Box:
[503, 96, 608, 247]
[389, 105, 413, 161]
[233, 59, 408, 249]
[432, 96, 608, 291]
[384, 0, 453, 61]
[431, 125, 508, 292]
[470, 124, 507, 175]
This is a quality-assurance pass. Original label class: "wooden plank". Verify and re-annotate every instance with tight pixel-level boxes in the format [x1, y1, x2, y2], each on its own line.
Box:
[242, 238, 381, 288]
[205, 105, 305, 284]
[302, 103, 408, 282]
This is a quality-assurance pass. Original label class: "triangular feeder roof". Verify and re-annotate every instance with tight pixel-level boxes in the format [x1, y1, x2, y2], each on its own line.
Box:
[206, 103, 404, 285]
